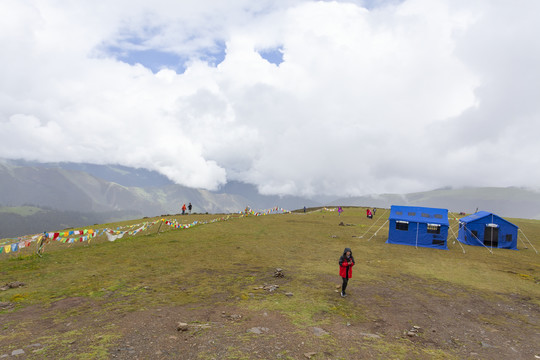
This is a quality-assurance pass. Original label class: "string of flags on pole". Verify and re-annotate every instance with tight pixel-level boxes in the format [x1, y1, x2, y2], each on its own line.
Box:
[0, 206, 291, 256]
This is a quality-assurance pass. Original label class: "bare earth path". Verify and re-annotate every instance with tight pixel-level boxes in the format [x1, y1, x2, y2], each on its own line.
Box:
[1, 274, 539, 359]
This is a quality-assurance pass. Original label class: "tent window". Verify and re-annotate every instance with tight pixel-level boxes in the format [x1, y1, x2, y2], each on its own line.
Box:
[421, 213, 430, 218]
[432, 239, 445, 245]
[395, 211, 403, 215]
[505, 234, 512, 242]
[408, 212, 416, 216]
[427, 224, 440, 234]
[434, 214, 443, 219]
[396, 221, 409, 231]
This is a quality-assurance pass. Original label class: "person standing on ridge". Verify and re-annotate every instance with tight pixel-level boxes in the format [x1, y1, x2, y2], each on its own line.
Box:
[188, 202, 192, 214]
[182, 203, 187, 215]
[339, 247, 355, 297]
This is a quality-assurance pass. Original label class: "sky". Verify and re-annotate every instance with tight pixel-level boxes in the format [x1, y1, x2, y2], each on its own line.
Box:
[1, 0, 539, 198]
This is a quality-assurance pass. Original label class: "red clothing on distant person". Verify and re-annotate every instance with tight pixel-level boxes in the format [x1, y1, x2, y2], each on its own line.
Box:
[339, 248, 355, 278]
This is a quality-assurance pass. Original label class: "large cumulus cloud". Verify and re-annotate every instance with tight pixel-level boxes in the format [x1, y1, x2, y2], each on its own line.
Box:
[0, 0, 538, 196]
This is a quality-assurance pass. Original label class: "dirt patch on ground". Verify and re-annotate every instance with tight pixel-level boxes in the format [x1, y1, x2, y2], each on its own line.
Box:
[1, 276, 539, 359]
[337, 275, 540, 359]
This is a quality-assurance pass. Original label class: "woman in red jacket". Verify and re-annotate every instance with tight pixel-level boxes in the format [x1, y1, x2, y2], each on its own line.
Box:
[339, 247, 355, 297]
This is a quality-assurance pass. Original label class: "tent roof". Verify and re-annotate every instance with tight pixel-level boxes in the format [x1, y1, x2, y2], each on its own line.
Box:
[459, 211, 518, 229]
[389, 205, 449, 225]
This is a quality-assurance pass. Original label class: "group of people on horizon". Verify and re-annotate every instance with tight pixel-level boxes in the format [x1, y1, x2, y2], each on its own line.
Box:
[366, 207, 376, 219]
[181, 202, 192, 215]
[332, 206, 377, 219]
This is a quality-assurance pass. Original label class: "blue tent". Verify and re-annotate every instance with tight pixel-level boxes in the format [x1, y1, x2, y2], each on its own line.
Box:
[457, 211, 518, 250]
[386, 205, 449, 250]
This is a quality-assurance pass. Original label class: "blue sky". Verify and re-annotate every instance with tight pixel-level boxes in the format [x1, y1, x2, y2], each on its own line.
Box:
[1, 0, 539, 197]
[110, 47, 189, 73]
[112, 45, 283, 73]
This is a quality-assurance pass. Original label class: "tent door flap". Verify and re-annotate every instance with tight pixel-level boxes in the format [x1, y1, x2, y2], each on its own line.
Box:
[484, 226, 499, 247]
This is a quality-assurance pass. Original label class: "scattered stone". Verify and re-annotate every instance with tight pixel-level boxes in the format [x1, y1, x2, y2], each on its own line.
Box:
[26, 343, 42, 348]
[11, 349, 25, 356]
[273, 268, 284, 278]
[195, 323, 212, 329]
[406, 326, 422, 337]
[0, 302, 13, 310]
[263, 284, 279, 292]
[339, 222, 345, 226]
[359, 332, 381, 339]
[0, 355, 8, 358]
[311, 327, 329, 336]
[285, 292, 293, 297]
[247, 327, 269, 334]
[176, 322, 189, 331]
[0, 281, 25, 291]
[304, 352, 317, 359]
[335, 284, 341, 289]
[222, 314, 242, 321]
[481, 341, 493, 348]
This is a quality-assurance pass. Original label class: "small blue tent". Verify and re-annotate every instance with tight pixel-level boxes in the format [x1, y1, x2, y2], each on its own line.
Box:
[386, 205, 449, 250]
[457, 211, 518, 250]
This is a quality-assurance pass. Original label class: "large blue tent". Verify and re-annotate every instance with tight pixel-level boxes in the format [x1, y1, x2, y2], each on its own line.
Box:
[457, 211, 518, 250]
[386, 205, 449, 250]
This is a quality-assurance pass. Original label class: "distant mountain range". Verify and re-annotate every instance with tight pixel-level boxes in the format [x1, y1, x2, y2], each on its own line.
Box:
[328, 187, 540, 220]
[1, 158, 539, 238]
[0, 159, 319, 237]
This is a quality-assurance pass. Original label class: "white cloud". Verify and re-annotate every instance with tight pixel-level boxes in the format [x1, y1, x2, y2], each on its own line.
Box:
[1, 0, 539, 197]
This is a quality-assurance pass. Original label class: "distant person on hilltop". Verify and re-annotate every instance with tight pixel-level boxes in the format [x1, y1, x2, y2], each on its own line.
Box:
[182, 203, 186, 215]
[338, 206, 343, 216]
[188, 202, 192, 214]
[339, 247, 355, 297]
[366, 208, 372, 219]
[373, 208, 377, 216]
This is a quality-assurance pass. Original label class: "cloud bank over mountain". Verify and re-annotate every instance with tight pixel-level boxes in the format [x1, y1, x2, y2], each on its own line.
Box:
[1, 0, 539, 197]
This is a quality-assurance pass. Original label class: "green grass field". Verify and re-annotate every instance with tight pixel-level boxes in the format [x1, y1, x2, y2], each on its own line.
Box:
[1, 207, 539, 359]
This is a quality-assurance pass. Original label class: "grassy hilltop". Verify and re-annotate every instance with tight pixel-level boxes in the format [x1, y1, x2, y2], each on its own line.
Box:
[1, 208, 539, 359]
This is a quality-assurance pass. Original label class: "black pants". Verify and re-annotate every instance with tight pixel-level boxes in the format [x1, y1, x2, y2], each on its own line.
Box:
[342, 277, 349, 294]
